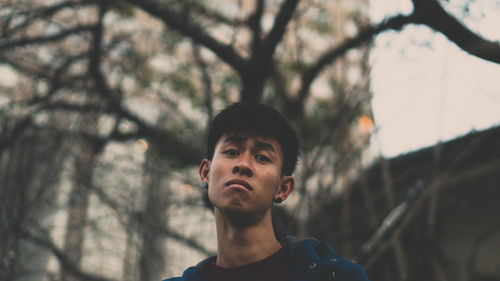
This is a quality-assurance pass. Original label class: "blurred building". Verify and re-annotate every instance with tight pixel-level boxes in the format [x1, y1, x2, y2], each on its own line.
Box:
[310, 125, 500, 281]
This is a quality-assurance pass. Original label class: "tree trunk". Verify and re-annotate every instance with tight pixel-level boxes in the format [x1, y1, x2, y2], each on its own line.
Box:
[139, 142, 168, 281]
[61, 94, 100, 281]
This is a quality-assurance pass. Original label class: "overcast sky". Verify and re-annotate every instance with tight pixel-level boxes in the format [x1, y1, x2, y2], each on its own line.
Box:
[369, 0, 500, 157]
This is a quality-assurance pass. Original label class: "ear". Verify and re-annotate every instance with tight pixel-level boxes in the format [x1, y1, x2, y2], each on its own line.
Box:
[275, 176, 295, 202]
[199, 159, 210, 182]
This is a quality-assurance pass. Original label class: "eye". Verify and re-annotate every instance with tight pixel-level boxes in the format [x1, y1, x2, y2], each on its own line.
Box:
[255, 154, 271, 163]
[223, 149, 239, 157]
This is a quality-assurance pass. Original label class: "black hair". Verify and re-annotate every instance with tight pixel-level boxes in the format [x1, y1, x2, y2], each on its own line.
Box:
[206, 102, 299, 176]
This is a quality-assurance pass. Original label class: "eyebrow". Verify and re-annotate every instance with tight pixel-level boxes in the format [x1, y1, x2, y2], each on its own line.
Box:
[254, 139, 275, 153]
[223, 136, 276, 153]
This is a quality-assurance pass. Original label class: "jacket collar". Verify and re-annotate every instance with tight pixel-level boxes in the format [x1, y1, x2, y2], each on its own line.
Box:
[179, 236, 345, 281]
[283, 236, 345, 281]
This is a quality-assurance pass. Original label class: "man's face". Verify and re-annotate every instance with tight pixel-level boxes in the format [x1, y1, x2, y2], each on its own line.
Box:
[200, 133, 294, 222]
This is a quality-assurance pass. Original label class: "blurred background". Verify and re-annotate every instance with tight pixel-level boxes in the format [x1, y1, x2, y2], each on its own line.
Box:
[1, 0, 499, 281]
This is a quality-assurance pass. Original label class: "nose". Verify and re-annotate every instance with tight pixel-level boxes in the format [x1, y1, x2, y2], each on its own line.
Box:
[232, 153, 253, 177]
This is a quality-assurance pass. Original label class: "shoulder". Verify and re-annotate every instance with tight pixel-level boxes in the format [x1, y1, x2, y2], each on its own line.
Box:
[284, 236, 370, 281]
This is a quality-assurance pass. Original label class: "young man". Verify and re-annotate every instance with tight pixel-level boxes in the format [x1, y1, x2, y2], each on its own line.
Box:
[164, 103, 369, 281]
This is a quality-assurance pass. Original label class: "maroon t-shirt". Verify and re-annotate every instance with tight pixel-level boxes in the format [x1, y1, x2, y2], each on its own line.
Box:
[207, 247, 290, 281]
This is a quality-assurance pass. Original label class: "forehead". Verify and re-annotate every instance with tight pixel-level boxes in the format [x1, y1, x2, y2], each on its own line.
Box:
[216, 133, 283, 153]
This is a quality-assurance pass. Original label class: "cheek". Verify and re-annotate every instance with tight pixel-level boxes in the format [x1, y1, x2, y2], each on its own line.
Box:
[207, 159, 227, 191]
[263, 170, 282, 193]
[208, 161, 223, 182]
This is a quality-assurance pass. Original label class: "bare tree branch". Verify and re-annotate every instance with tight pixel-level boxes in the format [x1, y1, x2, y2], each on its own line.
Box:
[187, 1, 244, 27]
[89, 184, 215, 256]
[248, 0, 265, 58]
[260, 0, 300, 64]
[37, 99, 203, 166]
[293, 0, 500, 113]
[358, 132, 487, 268]
[295, 15, 414, 112]
[192, 43, 214, 123]
[412, 0, 500, 64]
[19, 230, 115, 281]
[0, 24, 94, 50]
[123, 0, 247, 74]
[3, 1, 97, 35]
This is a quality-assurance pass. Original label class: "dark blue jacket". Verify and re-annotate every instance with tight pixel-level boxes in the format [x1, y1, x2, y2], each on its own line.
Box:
[163, 236, 370, 281]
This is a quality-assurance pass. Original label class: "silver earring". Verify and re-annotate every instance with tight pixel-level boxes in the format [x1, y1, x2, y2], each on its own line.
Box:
[274, 197, 283, 204]
[201, 182, 208, 189]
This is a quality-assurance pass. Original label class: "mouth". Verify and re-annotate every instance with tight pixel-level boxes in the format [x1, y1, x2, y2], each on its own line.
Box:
[225, 179, 253, 191]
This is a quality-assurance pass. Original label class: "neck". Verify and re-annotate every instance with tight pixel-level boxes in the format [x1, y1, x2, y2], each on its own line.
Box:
[214, 208, 282, 268]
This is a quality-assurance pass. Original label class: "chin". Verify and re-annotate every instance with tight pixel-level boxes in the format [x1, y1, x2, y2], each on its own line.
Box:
[217, 204, 268, 226]
[219, 202, 248, 214]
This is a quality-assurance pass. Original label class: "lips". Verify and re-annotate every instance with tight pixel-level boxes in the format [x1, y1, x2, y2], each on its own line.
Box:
[225, 179, 253, 191]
